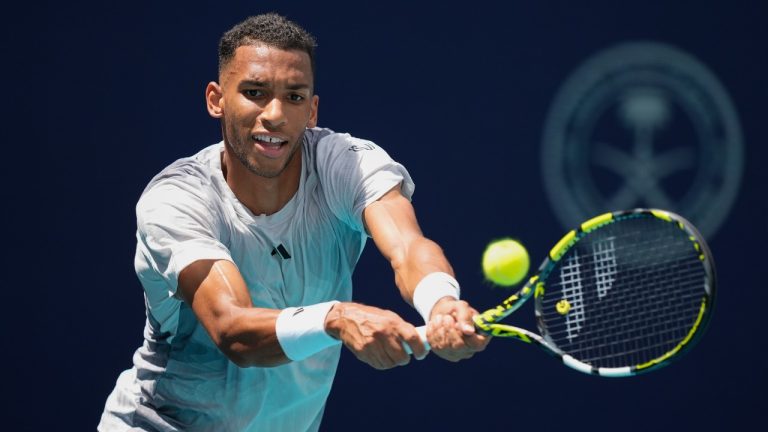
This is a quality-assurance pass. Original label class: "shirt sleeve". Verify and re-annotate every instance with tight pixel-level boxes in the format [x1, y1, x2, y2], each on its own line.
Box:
[135, 177, 232, 298]
[315, 133, 415, 234]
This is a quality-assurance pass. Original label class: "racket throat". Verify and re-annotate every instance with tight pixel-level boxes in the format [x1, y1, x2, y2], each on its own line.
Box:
[480, 323, 543, 345]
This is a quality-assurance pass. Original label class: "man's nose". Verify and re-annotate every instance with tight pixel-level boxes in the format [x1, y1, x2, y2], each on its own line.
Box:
[261, 98, 286, 128]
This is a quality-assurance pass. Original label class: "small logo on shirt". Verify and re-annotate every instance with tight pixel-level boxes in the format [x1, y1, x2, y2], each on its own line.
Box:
[293, 307, 305, 316]
[271, 244, 292, 259]
[348, 143, 375, 152]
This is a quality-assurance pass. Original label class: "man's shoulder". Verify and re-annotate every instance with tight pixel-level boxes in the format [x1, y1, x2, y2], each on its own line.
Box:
[145, 143, 221, 190]
[304, 127, 337, 146]
[306, 127, 383, 164]
[137, 143, 224, 214]
[306, 127, 375, 149]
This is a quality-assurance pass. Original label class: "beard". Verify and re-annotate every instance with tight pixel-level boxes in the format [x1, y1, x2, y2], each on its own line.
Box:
[224, 122, 304, 179]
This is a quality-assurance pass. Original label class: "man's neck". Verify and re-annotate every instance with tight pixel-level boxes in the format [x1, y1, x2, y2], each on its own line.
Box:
[220, 149, 302, 216]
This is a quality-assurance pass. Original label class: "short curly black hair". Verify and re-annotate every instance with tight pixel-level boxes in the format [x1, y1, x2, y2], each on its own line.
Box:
[218, 13, 317, 78]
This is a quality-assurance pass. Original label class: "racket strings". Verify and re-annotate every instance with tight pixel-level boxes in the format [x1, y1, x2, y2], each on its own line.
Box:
[543, 255, 704, 334]
[550, 278, 703, 367]
[550, 309, 700, 364]
[542, 266, 705, 331]
[537, 216, 709, 369]
[579, 333, 694, 364]
[543, 290, 704, 341]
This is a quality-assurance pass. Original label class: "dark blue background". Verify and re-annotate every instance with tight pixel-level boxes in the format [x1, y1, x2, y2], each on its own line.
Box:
[16, 1, 767, 430]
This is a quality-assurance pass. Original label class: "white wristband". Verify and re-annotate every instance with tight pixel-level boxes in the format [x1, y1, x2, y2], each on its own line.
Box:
[412, 272, 460, 323]
[275, 300, 341, 361]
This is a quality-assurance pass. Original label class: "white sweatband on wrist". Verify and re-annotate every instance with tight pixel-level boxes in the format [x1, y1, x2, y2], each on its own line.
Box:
[275, 300, 341, 361]
[412, 272, 460, 323]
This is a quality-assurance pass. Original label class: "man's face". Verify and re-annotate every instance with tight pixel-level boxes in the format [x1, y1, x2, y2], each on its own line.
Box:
[215, 44, 318, 178]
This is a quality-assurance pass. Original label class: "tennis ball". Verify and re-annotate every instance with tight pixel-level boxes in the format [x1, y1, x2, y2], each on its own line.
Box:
[482, 238, 529, 287]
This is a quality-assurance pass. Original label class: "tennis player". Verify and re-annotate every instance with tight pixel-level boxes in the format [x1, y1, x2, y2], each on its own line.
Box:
[98, 13, 488, 431]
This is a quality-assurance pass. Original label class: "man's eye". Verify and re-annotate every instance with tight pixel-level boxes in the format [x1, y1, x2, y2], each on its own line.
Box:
[289, 94, 305, 102]
[245, 90, 264, 98]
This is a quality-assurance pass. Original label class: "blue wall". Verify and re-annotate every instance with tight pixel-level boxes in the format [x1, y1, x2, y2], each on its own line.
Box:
[18, 1, 767, 430]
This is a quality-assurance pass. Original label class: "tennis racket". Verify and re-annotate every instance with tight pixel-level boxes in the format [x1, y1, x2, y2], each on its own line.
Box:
[405, 208, 716, 377]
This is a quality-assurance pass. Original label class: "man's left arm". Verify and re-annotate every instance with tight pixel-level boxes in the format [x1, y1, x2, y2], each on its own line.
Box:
[363, 185, 489, 361]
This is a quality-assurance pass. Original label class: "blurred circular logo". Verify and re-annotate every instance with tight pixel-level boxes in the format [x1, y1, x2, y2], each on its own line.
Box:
[541, 42, 743, 238]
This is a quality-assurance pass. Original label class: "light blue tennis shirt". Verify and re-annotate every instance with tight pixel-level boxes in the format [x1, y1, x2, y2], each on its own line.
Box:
[99, 128, 414, 431]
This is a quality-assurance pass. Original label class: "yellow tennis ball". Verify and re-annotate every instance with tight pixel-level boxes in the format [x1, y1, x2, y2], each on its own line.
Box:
[482, 238, 530, 287]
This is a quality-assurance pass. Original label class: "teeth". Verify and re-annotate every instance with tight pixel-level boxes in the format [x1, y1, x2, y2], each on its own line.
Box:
[254, 134, 286, 144]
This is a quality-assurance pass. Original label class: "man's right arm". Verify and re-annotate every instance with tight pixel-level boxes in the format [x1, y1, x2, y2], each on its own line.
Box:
[178, 259, 287, 367]
[178, 259, 426, 369]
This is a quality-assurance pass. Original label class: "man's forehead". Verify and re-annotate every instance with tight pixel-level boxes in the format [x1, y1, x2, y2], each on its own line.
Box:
[239, 43, 290, 59]
[224, 44, 313, 81]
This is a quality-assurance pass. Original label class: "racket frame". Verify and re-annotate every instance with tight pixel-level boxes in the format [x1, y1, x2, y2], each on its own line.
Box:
[472, 208, 716, 377]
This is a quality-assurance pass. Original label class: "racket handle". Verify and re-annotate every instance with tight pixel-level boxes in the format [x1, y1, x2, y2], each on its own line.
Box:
[402, 325, 430, 355]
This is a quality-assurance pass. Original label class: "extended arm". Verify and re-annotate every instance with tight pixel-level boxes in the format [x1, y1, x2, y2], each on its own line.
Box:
[178, 259, 288, 367]
[180, 255, 427, 370]
[362, 186, 489, 361]
[364, 188, 452, 301]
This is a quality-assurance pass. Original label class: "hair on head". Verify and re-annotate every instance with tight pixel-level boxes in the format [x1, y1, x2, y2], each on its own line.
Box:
[218, 13, 317, 77]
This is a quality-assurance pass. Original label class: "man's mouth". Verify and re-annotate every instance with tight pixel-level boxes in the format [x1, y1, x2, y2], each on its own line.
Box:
[253, 134, 288, 157]
[253, 134, 287, 146]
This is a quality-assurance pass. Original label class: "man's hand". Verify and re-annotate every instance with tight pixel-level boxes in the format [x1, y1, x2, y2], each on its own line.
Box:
[426, 297, 490, 362]
[324, 302, 429, 370]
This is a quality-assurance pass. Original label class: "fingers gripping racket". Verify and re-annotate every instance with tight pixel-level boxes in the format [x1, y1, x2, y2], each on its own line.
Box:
[406, 209, 716, 377]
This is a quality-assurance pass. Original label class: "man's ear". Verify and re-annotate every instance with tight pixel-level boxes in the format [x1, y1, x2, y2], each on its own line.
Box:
[307, 94, 319, 128]
[206, 81, 224, 118]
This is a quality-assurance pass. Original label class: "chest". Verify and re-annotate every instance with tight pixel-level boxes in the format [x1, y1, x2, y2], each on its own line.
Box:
[223, 195, 364, 308]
